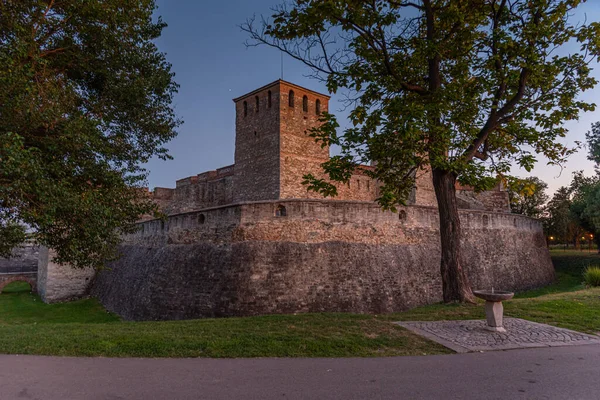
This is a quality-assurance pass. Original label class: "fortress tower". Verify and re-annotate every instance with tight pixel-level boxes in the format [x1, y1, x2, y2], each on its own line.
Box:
[38, 79, 534, 320]
[232, 80, 331, 202]
[148, 79, 507, 215]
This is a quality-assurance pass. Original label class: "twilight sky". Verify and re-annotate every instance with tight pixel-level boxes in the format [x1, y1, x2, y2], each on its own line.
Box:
[148, 0, 600, 195]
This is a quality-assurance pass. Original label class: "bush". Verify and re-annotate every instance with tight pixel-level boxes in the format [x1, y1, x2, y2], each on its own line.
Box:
[583, 266, 600, 287]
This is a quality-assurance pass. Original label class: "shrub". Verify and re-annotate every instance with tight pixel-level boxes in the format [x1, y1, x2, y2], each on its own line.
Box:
[583, 266, 600, 287]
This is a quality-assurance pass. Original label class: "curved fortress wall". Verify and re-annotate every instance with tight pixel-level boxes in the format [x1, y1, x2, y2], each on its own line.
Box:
[92, 200, 554, 321]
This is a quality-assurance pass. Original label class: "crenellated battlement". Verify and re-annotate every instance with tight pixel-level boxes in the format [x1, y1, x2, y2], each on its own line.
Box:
[146, 80, 509, 217]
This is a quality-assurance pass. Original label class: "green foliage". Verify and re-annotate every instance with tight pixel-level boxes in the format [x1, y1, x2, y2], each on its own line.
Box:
[506, 176, 549, 218]
[585, 121, 600, 167]
[244, 0, 599, 209]
[570, 171, 600, 245]
[545, 186, 578, 243]
[0, 0, 180, 268]
[583, 266, 600, 287]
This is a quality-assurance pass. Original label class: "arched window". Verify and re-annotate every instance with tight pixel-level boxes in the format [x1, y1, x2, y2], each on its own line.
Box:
[243, 101, 248, 117]
[255, 96, 259, 113]
[398, 210, 407, 221]
[198, 214, 206, 224]
[289, 90, 295, 107]
[275, 205, 287, 217]
[303, 95, 308, 112]
[316, 99, 321, 115]
[268, 90, 272, 108]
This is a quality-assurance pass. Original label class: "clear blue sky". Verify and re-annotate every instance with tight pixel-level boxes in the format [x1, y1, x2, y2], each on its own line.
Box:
[147, 0, 600, 195]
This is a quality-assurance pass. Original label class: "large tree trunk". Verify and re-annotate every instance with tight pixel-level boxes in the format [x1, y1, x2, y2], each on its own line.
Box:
[432, 168, 476, 303]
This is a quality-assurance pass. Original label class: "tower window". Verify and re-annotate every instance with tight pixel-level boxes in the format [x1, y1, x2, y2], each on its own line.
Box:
[316, 99, 321, 115]
[268, 90, 272, 108]
[303, 95, 308, 112]
[255, 96, 259, 113]
[243, 101, 248, 117]
[289, 90, 295, 107]
[275, 205, 287, 217]
[399, 210, 407, 221]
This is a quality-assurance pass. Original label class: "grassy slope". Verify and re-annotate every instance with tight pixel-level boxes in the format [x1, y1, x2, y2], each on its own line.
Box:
[0, 250, 598, 358]
[389, 250, 600, 334]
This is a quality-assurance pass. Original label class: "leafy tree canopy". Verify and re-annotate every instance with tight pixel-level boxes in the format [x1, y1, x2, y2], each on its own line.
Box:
[545, 185, 575, 241]
[0, 0, 180, 268]
[246, 0, 599, 208]
[245, 0, 600, 302]
[507, 176, 548, 218]
[570, 129, 600, 247]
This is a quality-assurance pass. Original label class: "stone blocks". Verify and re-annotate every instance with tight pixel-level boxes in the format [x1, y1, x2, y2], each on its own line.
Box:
[37, 247, 95, 303]
[92, 200, 555, 321]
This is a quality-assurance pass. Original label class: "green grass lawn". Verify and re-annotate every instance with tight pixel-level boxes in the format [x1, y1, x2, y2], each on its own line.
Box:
[0, 250, 598, 358]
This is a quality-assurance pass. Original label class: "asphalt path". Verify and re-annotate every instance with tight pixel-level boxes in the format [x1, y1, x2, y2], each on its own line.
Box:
[1, 345, 599, 400]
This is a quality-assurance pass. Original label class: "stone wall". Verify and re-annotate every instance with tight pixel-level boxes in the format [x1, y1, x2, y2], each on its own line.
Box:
[37, 247, 96, 303]
[92, 200, 554, 321]
[0, 243, 39, 274]
[146, 79, 509, 215]
[232, 82, 281, 202]
[0, 243, 39, 293]
[278, 81, 332, 199]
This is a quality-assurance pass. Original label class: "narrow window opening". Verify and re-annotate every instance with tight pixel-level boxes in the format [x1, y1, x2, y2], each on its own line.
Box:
[199, 214, 206, 224]
[243, 101, 247, 117]
[367, 181, 370, 191]
[316, 99, 321, 115]
[275, 205, 287, 217]
[357, 180, 361, 190]
[399, 210, 407, 221]
[268, 90, 272, 108]
[289, 90, 295, 107]
[303, 95, 308, 112]
[255, 96, 259, 113]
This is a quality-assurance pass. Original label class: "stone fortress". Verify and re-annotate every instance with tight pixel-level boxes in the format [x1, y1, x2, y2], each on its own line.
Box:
[147, 80, 509, 216]
[10, 80, 554, 321]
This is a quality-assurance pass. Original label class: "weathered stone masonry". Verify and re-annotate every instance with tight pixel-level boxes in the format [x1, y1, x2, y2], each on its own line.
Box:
[146, 79, 508, 215]
[38, 79, 552, 318]
[93, 200, 553, 321]
[0, 243, 38, 293]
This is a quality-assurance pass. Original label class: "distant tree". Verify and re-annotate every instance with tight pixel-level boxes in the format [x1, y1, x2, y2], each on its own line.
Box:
[545, 185, 582, 247]
[507, 177, 548, 219]
[570, 176, 600, 250]
[586, 122, 600, 168]
[0, 1, 180, 268]
[569, 123, 600, 250]
[245, 0, 600, 302]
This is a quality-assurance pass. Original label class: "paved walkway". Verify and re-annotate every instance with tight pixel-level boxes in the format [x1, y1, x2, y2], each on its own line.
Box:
[396, 318, 600, 353]
[1, 345, 599, 400]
